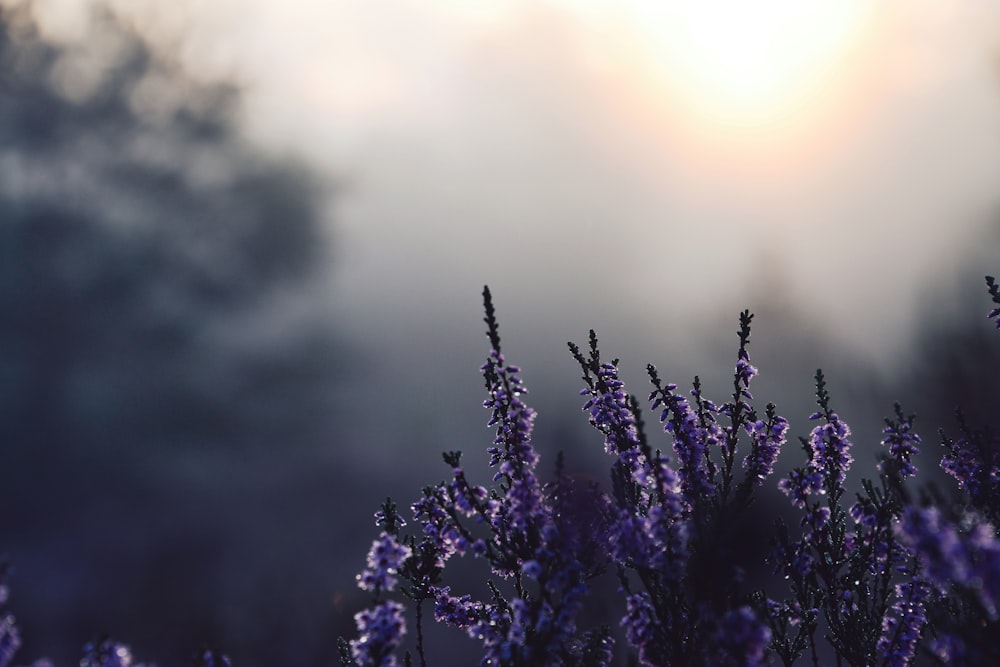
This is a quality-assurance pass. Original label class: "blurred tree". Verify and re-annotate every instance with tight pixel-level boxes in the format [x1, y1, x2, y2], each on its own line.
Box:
[0, 4, 355, 666]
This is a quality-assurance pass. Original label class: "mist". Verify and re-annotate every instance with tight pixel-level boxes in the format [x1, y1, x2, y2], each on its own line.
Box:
[3, 1, 1000, 665]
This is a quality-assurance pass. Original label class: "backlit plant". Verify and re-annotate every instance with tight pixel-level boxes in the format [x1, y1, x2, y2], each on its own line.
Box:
[3, 278, 1000, 666]
[337, 278, 1000, 667]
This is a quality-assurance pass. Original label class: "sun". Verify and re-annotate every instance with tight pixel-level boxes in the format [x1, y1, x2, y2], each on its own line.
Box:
[604, 0, 878, 158]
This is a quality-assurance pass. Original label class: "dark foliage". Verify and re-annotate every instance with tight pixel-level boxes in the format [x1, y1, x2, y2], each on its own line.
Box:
[0, 4, 349, 665]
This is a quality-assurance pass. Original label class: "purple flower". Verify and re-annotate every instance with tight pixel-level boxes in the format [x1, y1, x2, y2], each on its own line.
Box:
[779, 380, 854, 510]
[0, 614, 19, 667]
[582, 359, 689, 581]
[897, 507, 968, 586]
[878, 405, 920, 479]
[350, 600, 407, 667]
[777, 467, 822, 509]
[655, 383, 714, 503]
[482, 351, 537, 467]
[736, 357, 758, 388]
[448, 468, 488, 518]
[520, 559, 542, 579]
[808, 413, 854, 487]
[713, 606, 771, 667]
[940, 436, 982, 494]
[411, 486, 468, 563]
[729, 311, 757, 413]
[431, 586, 489, 631]
[744, 411, 788, 484]
[609, 510, 657, 569]
[986, 275, 1000, 328]
[481, 346, 547, 547]
[431, 586, 513, 663]
[80, 639, 145, 667]
[897, 507, 1000, 619]
[651, 458, 685, 521]
[788, 546, 816, 579]
[939, 427, 999, 513]
[764, 599, 808, 628]
[607, 494, 688, 579]
[339, 285, 1000, 666]
[373, 506, 406, 531]
[357, 532, 411, 593]
[622, 592, 666, 667]
[585, 362, 642, 456]
[803, 506, 831, 532]
[876, 577, 929, 667]
[849, 499, 877, 530]
[931, 634, 965, 663]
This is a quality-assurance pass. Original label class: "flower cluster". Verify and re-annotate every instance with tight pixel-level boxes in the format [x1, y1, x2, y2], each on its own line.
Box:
[340, 288, 606, 667]
[878, 404, 921, 480]
[0, 562, 232, 667]
[0, 565, 20, 667]
[336, 275, 1000, 666]
[876, 576, 930, 667]
[348, 601, 407, 667]
[357, 532, 412, 594]
[895, 504, 1000, 665]
[0, 614, 18, 667]
[79, 638, 152, 667]
[938, 415, 1000, 526]
[6, 276, 1000, 665]
[767, 369, 923, 666]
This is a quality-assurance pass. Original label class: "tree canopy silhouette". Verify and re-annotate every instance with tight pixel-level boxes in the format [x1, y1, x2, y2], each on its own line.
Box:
[0, 5, 350, 665]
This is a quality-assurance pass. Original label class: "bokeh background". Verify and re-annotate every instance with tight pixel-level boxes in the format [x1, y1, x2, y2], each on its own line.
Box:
[2, 0, 1000, 664]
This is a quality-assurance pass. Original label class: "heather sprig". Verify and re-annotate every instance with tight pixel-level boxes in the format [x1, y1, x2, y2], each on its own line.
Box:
[0, 563, 20, 667]
[875, 576, 929, 667]
[878, 404, 921, 482]
[0, 565, 60, 667]
[0, 562, 236, 667]
[880, 280, 1000, 663]
[573, 310, 781, 665]
[986, 274, 1000, 328]
[757, 596, 818, 667]
[768, 373, 926, 666]
[79, 637, 153, 667]
[0, 614, 18, 667]
[713, 606, 772, 667]
[938, 412, 1000, 526]
[342, 499, 413, 667]
[722, 310, 763, 501]
[346, 601, 408, 667]
[341, 288, 608, 667]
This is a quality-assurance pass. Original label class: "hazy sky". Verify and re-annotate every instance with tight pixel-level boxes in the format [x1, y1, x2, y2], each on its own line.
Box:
[15, 5, 1000, 662]
[15, 0, 1000, 377]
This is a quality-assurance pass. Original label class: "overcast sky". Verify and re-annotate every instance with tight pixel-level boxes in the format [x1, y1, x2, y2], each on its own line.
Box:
[13, 0, 1000, 401]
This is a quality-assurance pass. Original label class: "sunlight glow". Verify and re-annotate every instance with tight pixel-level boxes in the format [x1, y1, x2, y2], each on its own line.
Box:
[608, 0, 878, 161]
[652, 2, 869, 108]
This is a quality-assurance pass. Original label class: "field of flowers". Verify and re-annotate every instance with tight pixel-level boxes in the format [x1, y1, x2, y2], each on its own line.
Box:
[4, 277, 1000, 666]
[338, 277, 1000, 667]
